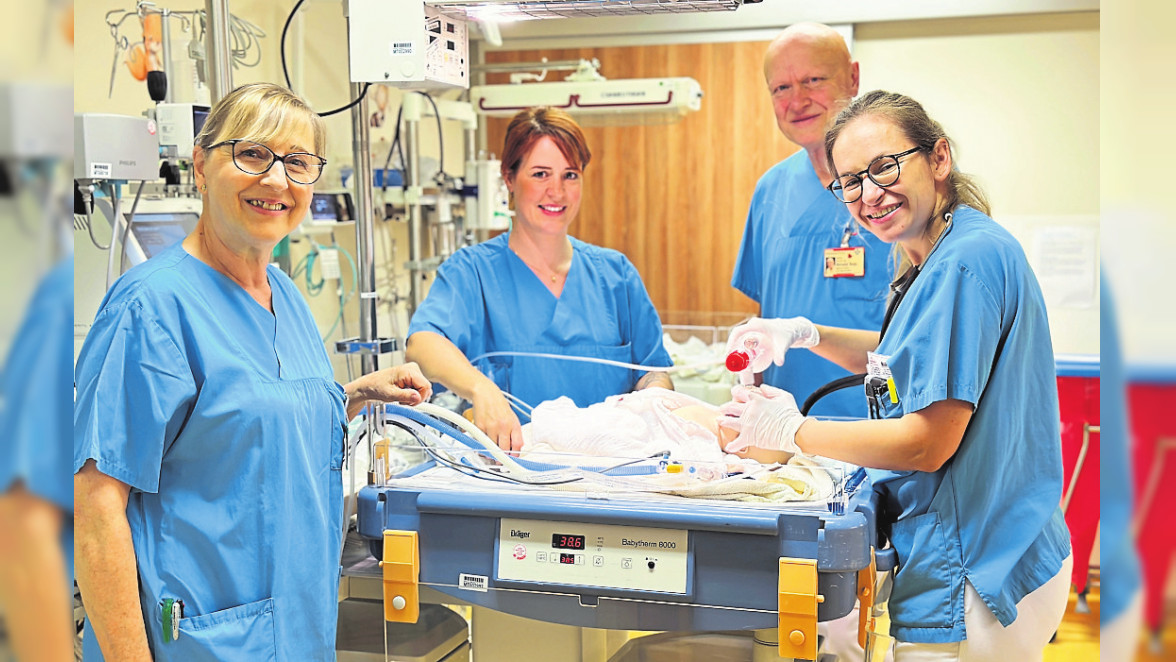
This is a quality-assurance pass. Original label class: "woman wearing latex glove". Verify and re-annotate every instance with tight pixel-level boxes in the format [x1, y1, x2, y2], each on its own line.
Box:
[734, 91, 1071, 659]
[717, 384, 805, 461]
[725, 317, 820, 379]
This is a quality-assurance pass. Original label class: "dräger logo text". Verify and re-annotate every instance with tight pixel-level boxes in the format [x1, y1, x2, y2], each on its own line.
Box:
[509, 529, 531, 539]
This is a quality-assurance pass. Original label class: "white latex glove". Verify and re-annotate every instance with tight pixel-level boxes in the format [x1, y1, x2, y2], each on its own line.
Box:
[717, 384, 807, 455]
[717, 383, 789, 418]
[725, 317, 820, 376]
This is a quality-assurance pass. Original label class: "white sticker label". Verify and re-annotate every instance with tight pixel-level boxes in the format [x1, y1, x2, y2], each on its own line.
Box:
[459, 573, 488, 592]
[866, 352, 893, 380]
[392, 41, 413, 55]
[90, 163, 112, 179]
[319, 248, 341, 280]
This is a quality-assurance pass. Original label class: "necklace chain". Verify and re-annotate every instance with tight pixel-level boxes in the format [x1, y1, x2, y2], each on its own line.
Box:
[513, 248, 565, 283]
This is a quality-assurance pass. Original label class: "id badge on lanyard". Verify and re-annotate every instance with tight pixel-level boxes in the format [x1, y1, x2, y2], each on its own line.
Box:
[824, 221, 865, 278]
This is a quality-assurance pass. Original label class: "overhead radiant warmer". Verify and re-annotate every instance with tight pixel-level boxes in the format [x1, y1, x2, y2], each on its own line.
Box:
[470, 61, 704, 126]
[428, 0, 756, 21]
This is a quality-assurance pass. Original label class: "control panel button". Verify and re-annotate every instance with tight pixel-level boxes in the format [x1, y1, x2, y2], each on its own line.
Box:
[593, 556, 604, 567]
[536, 552, 547, 563]
[621, 558, 632, 570]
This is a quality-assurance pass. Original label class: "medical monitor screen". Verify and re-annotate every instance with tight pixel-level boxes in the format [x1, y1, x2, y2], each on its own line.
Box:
[310, 192, 354, 223]
[128, 212, 199, 259]
[310, 193, 337, 220]
[192, 106, 210, 138]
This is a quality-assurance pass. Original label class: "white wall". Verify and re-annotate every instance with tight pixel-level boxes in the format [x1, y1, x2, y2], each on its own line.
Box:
[1101, 3, 1176, 368]
[854, 13, 1100, 355]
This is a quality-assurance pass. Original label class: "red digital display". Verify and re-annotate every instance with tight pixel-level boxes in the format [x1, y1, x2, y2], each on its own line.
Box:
[560, 553, 575, 564]
[552, 534, 586, 550]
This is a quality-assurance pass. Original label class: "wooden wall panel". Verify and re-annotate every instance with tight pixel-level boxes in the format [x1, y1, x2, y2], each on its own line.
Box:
[484, 41, 799, 321]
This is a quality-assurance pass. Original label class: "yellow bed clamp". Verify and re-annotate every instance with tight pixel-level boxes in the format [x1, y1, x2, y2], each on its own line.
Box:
[857, 547, 878, 649]
[777, 557, 823, 659]
[380, 530, 420, 623]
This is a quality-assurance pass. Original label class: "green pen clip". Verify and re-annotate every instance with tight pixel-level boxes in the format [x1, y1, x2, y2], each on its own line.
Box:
[161, 598, 182, 643]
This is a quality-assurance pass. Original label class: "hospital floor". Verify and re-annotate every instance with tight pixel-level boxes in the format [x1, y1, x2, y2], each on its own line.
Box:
[1042, 586, 1100, 662]
[1039, 573, 1176, 662]
[859, 580, 1109, 662]
[462, 576, 1175, 662]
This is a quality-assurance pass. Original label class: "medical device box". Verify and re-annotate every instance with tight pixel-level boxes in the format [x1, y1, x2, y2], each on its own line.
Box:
[463, 157, 510, 231]
[347, 0, 469, 90]
[155, 102, 210, 159]
[74, 113, 161, 182]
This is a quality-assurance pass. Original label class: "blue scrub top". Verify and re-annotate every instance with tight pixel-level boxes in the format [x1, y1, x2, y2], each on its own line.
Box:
[1099, 269, 1142, 623]
[408, 233, 672, 412]
[865, 207, 1071, 644]
[731, 151, 890, 417]
[74, 243, 347, 662]
[0, 258, 74, 572]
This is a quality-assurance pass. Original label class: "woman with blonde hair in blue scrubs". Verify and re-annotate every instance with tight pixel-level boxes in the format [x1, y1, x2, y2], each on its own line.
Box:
[407, 106, 673, 451]
[722, 90, 1072, 660]
[74, 83, 432, 661]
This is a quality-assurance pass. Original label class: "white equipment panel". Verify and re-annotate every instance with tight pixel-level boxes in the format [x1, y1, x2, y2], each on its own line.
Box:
[348, 0, 468, 90]
[497, 518, 689, 594]
[74, 114, 161, 182]
[156, 103, 209, 159]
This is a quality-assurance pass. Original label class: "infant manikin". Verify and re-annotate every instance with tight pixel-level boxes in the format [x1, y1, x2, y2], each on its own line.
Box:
[522, 387, 793, 466]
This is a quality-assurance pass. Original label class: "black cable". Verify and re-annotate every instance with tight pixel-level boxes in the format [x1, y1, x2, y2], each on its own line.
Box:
[801, 373, 866, 416]
[279, 0, 306, 90]
[380, 103, 406, 196]
[280, 0, 370, 117]
[417, 92, 445, 182]
[395, 123, 406, 191]
[319, 83, 371, 117]
[801, 259, 925, 416]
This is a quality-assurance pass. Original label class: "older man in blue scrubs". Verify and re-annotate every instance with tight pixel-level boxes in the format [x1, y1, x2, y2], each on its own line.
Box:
[731, 23, 890, 416]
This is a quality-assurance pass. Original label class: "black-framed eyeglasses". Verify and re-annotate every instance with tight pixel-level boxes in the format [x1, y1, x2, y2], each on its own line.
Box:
[208, 139, 327, 185]
[827, 146, 924, 204]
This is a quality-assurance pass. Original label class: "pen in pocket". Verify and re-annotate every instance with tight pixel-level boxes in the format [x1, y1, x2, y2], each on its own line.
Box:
[161, 598, 183, 643]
